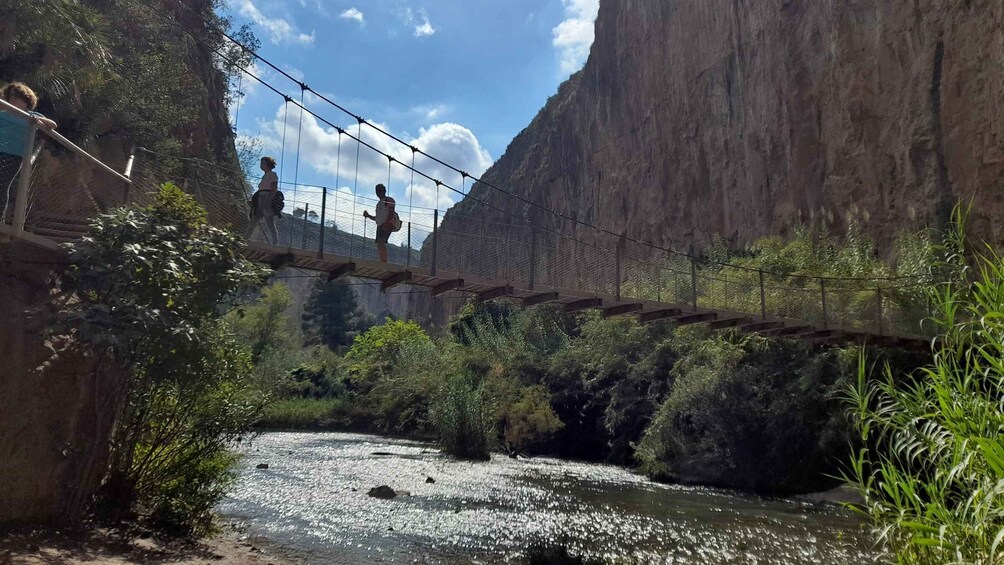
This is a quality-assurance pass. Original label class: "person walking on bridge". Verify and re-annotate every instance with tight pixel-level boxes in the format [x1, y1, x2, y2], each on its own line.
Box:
[363, 183, 395, 263]
[246, 156, 280, 244]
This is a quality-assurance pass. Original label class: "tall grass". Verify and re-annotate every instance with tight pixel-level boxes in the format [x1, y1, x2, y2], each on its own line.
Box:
[846, 207, 1004, 563]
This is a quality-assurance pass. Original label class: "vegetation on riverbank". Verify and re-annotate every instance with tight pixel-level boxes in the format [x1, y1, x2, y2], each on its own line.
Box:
[259, 222, 933, 493]
[846, 208, 1004, 563]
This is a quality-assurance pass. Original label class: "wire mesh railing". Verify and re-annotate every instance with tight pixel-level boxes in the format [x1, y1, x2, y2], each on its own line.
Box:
[0, 100, 132, 243]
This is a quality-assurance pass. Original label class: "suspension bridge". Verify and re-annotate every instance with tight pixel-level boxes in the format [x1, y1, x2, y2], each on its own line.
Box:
[0, 94, 935, 350]
[0, 0, 937, 348]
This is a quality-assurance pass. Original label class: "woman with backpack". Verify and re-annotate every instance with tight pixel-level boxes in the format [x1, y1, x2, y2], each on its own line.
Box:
[362, 183, 400, 263]
[246, 156, 280, 244]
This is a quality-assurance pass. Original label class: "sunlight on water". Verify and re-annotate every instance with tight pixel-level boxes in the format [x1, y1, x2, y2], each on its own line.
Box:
[219, 432, 877, 564]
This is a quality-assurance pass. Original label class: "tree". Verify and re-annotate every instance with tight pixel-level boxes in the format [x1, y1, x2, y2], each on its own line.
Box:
[307, 210, 319, 222]
[301, 278, 373, 350]
[293, 207, 306, 219]
[60, 183, 270, 531]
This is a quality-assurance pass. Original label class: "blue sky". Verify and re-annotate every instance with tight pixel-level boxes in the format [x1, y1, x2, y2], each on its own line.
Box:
[226, 0, 598, 234]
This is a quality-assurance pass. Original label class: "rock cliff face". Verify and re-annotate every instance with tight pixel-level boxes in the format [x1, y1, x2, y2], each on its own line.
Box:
[445, 0, 1004, 251]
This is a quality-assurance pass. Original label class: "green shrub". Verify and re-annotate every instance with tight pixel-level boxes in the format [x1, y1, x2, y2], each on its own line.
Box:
[432, 370, 495, 460]
[635, 328, 855, 493]
[846, 208, 1004, 563]
[60, 185, 269, 530]
[258, 397, 354, 430]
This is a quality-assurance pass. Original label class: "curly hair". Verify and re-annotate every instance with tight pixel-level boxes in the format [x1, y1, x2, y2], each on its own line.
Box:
[1, 82, 39, 110]
[260, 156, 277, 170]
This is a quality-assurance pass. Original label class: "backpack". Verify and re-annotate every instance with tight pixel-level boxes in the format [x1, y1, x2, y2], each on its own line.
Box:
[382, 197, 402, 232]
[271, 190, 285, 215]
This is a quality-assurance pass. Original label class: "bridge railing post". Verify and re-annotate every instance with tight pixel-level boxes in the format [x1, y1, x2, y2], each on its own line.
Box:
[690, 255, 698, 311]
[876, 287, 884, 335]
[11, 122, 38, 235]
[759, 269, 766, 320]
[820, 278, 829, 329]
[122, 146, 136, 206]
[528, 227, 536, 290]
[615, 238, 622, 302]
[318, 186, 327, 257]
[431, 209, 438, 276]
[301, 202, 309, 249]
[406, 221, 411, 269]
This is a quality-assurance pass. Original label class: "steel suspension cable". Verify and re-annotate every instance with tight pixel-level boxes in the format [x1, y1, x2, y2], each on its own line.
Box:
[293, 87, 306, 188]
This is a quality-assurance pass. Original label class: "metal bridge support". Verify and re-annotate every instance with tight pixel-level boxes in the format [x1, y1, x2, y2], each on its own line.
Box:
[689, 256, 698, 311]
[820, 279, 829, 329]
[318, 186, 327, 257]
[758, 269, 766, 320]
[11, 122, 38, 235]
[122, 147, 136, 205]
[431, 209, 439, 276]
[876, 287, 884, 335]
[528, 228, 537, 291]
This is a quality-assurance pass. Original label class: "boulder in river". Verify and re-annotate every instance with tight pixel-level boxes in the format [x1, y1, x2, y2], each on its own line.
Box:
[425, 476, 435, 484]
[256, 463, 269, 470]
[367, 485, 397, 499]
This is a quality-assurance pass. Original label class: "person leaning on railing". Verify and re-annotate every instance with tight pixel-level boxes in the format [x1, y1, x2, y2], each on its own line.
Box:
[0, 82, 57, 222]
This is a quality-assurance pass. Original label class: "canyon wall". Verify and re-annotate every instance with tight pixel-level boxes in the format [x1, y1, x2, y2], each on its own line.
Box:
[444, 0, 1004, 251]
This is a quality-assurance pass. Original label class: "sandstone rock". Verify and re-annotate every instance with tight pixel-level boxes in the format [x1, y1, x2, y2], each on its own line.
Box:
[441, 0, 1004, 257]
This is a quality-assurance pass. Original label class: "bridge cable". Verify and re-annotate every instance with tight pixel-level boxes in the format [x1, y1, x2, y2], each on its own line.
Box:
[349, 119, 362, 259]
[333, 131, 342, 236]
[408, 149, 416, 229]
[293, 86, 306, 189]
[278, 99, 289, 182]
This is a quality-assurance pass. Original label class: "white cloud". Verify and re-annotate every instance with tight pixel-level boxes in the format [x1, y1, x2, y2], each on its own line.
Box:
[339, 7, 364, 24]
[402, 7, 436, 38]
[552, 0, 599, 75]
[256, 103, 494, 238]
[234, 0, 314, 45]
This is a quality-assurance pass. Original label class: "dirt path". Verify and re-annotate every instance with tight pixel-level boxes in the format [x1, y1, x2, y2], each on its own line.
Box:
[0, 523, 297, 565]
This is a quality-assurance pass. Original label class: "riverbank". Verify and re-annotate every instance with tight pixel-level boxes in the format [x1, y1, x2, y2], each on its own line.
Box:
[0, 522, 296, 565]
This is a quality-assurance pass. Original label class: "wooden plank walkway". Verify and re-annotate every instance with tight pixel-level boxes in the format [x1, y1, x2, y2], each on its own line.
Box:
[245, 242, 930, 349]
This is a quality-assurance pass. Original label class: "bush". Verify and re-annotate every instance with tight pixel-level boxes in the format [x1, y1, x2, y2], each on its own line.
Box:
[258, 397, 353, 430]
[846, 208, 1004, 563]
[60, 184, 269, 531]
[432, 370, 495, 460]
[635, 328, 856, 493]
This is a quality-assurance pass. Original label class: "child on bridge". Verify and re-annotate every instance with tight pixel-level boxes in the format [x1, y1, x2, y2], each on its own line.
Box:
[0, 82, 57, 223]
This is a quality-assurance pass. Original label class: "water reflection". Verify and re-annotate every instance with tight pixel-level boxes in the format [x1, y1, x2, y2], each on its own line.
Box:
[219, 432, 876, 564]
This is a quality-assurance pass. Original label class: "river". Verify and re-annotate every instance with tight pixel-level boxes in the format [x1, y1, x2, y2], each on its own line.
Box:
[219, 432, 878, 564]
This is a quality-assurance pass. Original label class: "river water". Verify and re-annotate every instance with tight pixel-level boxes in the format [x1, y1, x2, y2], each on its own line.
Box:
[219, 432, 878, 564]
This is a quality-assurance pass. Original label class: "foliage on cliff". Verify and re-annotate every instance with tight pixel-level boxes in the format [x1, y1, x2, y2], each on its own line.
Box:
[2, 0, 256, 156]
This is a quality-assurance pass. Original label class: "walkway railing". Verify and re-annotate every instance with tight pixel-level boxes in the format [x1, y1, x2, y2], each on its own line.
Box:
[125, 150, 933, 340]
[0, 99, 132, 247]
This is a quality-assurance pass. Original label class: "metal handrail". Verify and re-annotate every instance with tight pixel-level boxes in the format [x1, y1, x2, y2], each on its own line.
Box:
[0, 98, 131, 185]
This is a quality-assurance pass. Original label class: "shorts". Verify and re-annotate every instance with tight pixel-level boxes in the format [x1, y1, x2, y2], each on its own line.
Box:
[375, 226, 392, 244]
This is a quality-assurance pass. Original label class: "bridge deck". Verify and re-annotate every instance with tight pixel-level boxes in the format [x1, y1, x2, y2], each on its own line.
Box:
[245, 242, 929, 349]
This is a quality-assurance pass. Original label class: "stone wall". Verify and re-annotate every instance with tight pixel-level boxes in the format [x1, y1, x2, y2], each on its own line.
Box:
[0, 246, 121, 524]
